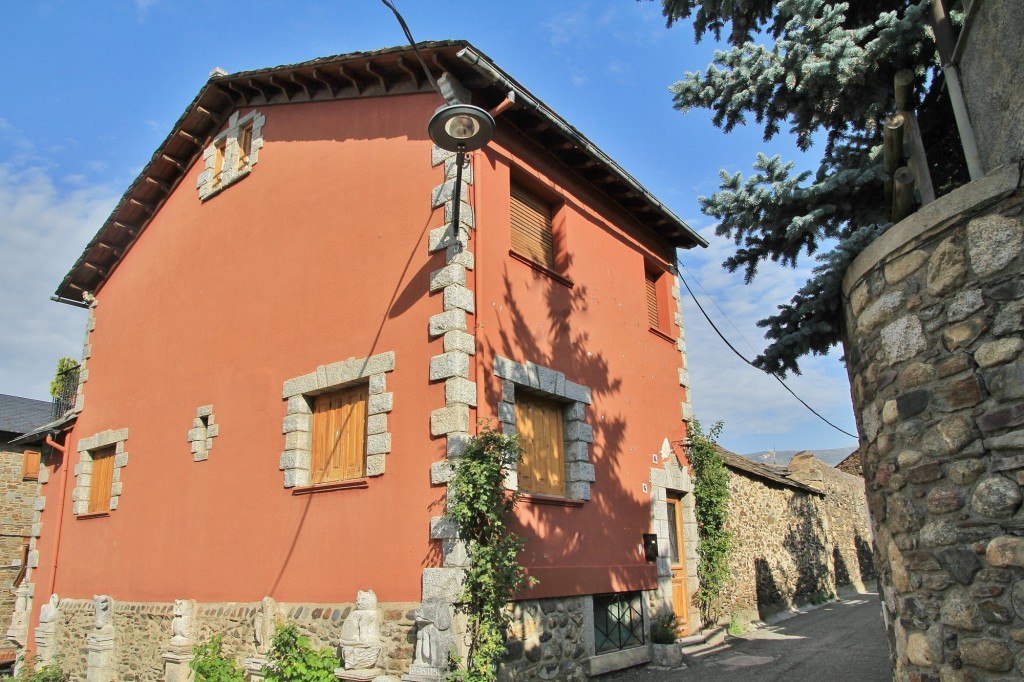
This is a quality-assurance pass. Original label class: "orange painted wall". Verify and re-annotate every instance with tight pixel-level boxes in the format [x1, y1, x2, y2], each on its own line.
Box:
[32, 91, 692, 620]
[34, 93, 450, 607]
[469, 128, 691, 599]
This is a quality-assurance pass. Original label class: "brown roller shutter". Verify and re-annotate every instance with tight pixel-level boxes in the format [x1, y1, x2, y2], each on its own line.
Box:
[510, 183, 555, 269]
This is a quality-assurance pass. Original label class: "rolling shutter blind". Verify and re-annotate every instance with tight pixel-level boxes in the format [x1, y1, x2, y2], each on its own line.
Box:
[646, 271, 660, 328]
[515, 393, 565, 496]
[312, 384, 369, 483]
[510, 183, 555, 269]
[88, 447, 115, 514]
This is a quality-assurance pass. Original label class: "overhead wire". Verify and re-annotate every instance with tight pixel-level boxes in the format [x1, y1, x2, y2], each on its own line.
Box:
[677, 263, 858, 440]
[379, 0, 444, 100]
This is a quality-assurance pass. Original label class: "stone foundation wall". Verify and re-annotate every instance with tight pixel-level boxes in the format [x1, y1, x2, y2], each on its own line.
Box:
[842, 163, 1024, 679]
[51, 598, 418, 680]
[0, 446, 40, 660]
[718, 461, 874, 624]
[501, 596, 588, 682]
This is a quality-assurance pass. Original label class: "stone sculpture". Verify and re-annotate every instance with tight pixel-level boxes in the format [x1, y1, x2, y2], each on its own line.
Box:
[337, 590, 383, 679]
[39, 594, 60, 623]
[170, 599, 196, 646]
[93, 594, 113, 633]
[254, 596, 278, 655]
[403, 599, 455, 681]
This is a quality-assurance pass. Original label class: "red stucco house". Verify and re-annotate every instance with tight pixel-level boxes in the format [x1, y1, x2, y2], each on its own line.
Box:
[11, 41, 705, 680]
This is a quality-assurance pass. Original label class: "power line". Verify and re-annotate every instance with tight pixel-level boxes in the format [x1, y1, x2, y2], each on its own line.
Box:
[677, 264, 858, 440]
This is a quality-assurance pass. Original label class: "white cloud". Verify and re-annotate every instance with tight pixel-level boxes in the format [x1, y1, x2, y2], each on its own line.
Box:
[0, 163, 117, 399]
[678, 227, 857, 453]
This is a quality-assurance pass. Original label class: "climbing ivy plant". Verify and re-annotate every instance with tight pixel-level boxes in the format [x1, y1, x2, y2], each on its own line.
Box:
[446, 425, 533, 682]
[688, 420, 733, 626]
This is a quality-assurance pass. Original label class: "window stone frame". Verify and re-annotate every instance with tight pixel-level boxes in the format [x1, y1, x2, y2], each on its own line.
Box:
[72, 429, 129, 515]
[196, 110, 265, 200]
[279, 352, 395, 489]
[188, 405, 219, 462]
[494, 356, 595, 500]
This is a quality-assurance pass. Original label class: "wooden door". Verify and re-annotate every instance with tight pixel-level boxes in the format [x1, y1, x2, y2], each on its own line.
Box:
[666, 497, 691, 635]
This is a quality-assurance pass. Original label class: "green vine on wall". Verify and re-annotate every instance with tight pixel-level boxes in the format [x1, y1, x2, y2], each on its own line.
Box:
[688, 420, 733, 627]
[446, 424, 534, 682]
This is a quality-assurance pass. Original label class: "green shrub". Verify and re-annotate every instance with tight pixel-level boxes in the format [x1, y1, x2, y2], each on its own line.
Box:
[263, 623, 340, 682]
[1, 656, 69, 682]
[650, 612, 679, 644]
[190, 635, 246, 682]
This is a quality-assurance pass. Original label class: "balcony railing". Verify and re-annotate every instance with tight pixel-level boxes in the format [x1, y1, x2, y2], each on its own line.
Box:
[51, 365, 80, 419]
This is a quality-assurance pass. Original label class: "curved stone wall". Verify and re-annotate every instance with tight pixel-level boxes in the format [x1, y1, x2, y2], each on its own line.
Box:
[842, 163, 1024, 680]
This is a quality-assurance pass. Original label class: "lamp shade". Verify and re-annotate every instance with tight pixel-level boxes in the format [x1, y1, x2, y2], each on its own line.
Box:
[428, 104, 495, 152]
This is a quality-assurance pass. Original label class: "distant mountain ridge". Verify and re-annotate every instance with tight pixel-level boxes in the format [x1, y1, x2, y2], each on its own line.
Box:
[741, 446, 858, 468]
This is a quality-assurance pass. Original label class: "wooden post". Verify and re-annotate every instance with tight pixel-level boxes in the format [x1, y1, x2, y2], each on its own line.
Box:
[883, 115, 905, 209]
[893, 70, 936, 207]
[893, 166, 917, 222]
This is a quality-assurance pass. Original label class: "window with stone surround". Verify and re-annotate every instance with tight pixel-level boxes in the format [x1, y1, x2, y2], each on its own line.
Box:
[188, 405, 218, 462]
[593, 592, 646, 653]
[197, 110, 265, 200]
[494, 356, 595, 501]
[280, 352, 394, 491]
[72, 428, 129, 516]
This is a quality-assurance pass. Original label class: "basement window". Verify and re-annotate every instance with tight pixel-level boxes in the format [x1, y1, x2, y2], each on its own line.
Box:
[593, 592, 645, 653]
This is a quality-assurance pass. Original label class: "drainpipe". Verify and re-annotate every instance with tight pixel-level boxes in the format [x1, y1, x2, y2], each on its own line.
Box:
[44, 432, 73, 600]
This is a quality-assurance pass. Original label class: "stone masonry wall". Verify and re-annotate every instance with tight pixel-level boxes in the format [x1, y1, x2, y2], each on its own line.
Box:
[500, 596, 588, 682]
[51, 598, 418, 680]
[718, 461, 875, 624]
[842, 163, 1024, 680]
[0, 446, 40, 660]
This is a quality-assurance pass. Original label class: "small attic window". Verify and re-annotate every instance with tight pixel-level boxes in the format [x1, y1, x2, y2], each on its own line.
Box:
[197, 110, 265, 200]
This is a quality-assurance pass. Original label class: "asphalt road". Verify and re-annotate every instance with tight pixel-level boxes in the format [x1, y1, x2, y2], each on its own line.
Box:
[605, 593, 891, 682]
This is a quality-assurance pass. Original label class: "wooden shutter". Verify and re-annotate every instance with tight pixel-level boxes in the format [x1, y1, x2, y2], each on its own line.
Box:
[646, 270, 660, 328]
[88, 447, 115, 514]
[22, 450, 41, 481]
[312, 384, 368, 483]
[515, 394, 565, 496]
[238, 124, 253, 168]
[510, 183, 555, 269]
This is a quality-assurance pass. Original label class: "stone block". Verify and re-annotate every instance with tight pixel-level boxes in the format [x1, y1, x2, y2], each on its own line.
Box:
[431, 405, 470, 436]
[282, 372, 318, 398]
[565, 481, 591, 501]
[959, 638, 1013, 672]
[430, 352, 470, 380]
[431, 178, 470, 209]
[430, 516, 459, 539]
[444, 200, 475, 229]
[196, 404, 213, 417]
[568, 462, 596, 482]
[967, 213, 1023, 278]
[948, 289, 985, 322]
[563, 381, 591, 405]
[286, 395, 312, 414]
[110, 482, 122, 496]
[279, 450, 310, 470]
[283, 431, 311, 450]
[494, 356, 526, 383]
[445, 377, 477, 407]
[427, 224, 465, 253]
[443, 285, 475, 313]
[282, 469, 309, 488]
[971, 475, 1022, 517]
[366, 414, 387, 435]
[884, 250, 928, 284]
[447, 244, 475, 270]
[680, 402, 694, 422]
[72, 487, 89, 503]
[431, 144, 454, 167]
[927, 236, 968, 297]
[536, 366, 565, 396]
[206, 423, 219, 438]
[72, 501, 88, 515]
[366, 433, 391, 455]
[857, 291, 905, 335]
[678, 367, 690, 387]
[497, 401, 515, 424]
[366, 454, 386, 477]
[367, 373, 386, 395]
[361, 351, 396, 377]
[976, 338, 1024, 367]
[429, 310, 467, 338]
[565, 441, 589, 462]
[446, 432, 471, 458]
[367, 392, 394, 415]
[430, 459, 457, 485]
[443, 330, 476, 355]
[881, 315, 927, 362]
[564, 421, 593, 443]
[442, 539, 469, 568]
[564, 402, 586, 421]
[282, 414, 311, 433]
[429, 264, 467, 293]
[943, 317, 988, 351]
[422, 567, 465, 603]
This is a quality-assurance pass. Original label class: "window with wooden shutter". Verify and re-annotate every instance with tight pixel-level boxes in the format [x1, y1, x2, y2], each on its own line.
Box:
[515, 393, 566, 496]
[510, 182, 556, 270]
[311, 384, 369, 484]
[22, 450, 41, 481]
[238, 122, 254, 169]
[645, 270, 661, 329]
[88, 446, 116, 514]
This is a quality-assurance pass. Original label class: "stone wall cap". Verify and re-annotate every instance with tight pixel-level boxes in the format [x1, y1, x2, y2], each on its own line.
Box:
[843, 162, 1023, 296]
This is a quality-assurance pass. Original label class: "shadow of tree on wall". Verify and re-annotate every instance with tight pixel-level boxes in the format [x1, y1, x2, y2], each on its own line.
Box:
[783, 497, 834, 600]
[855, 533, 877, 581]
[754, 557, 784, 616]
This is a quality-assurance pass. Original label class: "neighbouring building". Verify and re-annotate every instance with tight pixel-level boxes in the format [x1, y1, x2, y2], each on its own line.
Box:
[11, 41, 707, 680]
[0, 394, 54, 668]
[715, 448, 875, 627]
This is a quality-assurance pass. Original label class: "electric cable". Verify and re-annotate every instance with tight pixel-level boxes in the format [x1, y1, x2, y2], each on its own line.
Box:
[677, 265, 858, 440]
[379, 0, 444, 100]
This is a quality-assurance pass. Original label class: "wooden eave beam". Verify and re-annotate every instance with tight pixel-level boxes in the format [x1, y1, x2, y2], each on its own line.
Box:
[223, 82, 251, 105]
[113, 221, 139, 237]
[396, 57, 420, 89]
[247, 78, 271, 102]
[338, 65, 364, 95]
[82, 261, 108, 277]
[290, 73, 316, 99]
[160, 154, 187, 172]
[145, 176, 172, 193]
[364, 61, 389, 92]
[177, 129, 204, 147]
[97, 242, 124, 257]
[194, 105, 216, 120]
[129, 198, 155, 214]
[268, 76, 295, 101]
[311, 68, 340, 97]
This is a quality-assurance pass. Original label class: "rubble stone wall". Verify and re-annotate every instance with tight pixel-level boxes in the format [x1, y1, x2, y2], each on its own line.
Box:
[842, 163, 1024, 680]
[718, 462, 874, 624]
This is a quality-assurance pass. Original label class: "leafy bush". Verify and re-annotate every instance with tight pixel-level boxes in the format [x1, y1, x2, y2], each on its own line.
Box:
[190, 635, 246, 682]
[688, 420, 733, 627]
[263, 623, 340, 682]
[1, 656, 69, 682]
[650, 612, 679, 644]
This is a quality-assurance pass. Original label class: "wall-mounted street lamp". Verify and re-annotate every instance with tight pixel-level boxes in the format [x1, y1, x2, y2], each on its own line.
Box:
[428, 104, 495, 242]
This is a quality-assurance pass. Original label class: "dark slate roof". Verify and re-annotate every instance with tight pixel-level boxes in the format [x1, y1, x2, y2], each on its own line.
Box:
[836, 448, 864, 477]
[0, 394, 53, 436]
[54, 40, 705, 305]
[716, 445, 824, 495]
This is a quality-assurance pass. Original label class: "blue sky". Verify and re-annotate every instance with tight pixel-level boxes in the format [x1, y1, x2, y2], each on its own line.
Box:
[0, 1, 857, 455]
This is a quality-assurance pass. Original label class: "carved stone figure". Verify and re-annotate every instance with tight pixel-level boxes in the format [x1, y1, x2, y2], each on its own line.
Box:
[39, 594, 60, 624]
[170, 599, 196, 646]
[413, 599, 454, 669]
[6, 584, 30, 645]
[254, 596, 278, 655]
[93, 594, 113, 633]
[338, 590, 383, 674]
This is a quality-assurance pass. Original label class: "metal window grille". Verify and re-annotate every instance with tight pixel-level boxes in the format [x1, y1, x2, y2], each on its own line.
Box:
[593, 592, 645, 653]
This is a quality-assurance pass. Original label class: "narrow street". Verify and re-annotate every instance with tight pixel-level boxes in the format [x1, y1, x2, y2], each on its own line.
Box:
[607, 593, 890, 682]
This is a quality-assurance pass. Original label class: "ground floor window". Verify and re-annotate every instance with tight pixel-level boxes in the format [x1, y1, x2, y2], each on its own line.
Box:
[593, 592, 645, 653]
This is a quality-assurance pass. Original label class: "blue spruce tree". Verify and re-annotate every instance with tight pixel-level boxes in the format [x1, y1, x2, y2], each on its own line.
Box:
[661, 0, 968, 376]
